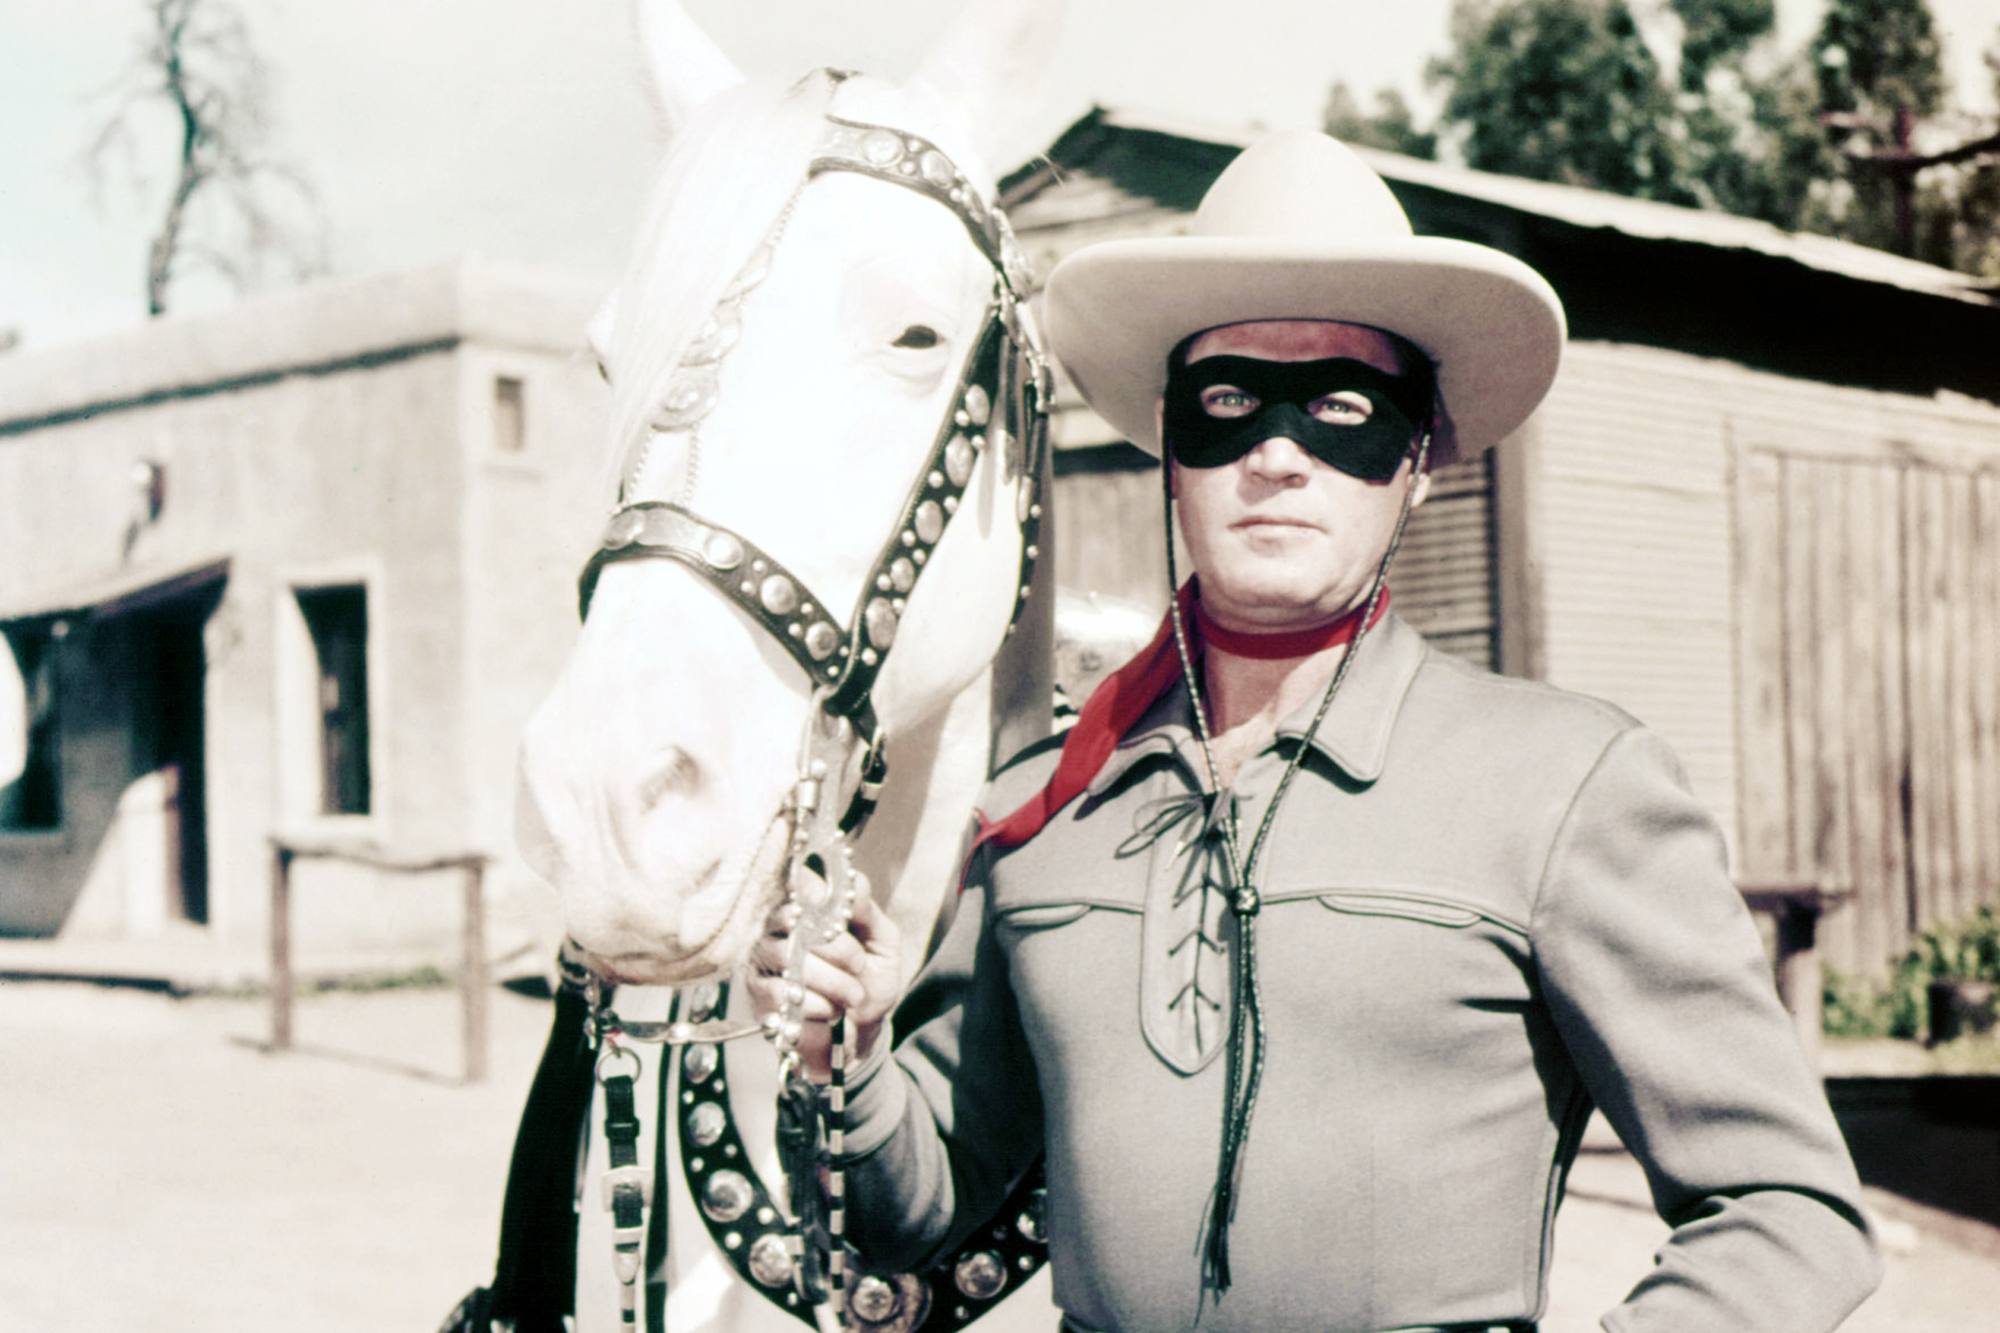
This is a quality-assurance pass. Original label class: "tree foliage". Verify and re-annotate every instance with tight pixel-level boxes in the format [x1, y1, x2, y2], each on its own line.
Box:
[82, 0, 325, 316]
[1328, 0, 2000, 276]
[1429, 0, 1687, 201]
[1323, 82, 1437, 161]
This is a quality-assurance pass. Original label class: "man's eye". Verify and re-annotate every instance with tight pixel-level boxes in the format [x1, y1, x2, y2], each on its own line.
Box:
[892, 324, 940, 350]
[1200, 387, 1259, 418]
[1308, 391, 1374, 425]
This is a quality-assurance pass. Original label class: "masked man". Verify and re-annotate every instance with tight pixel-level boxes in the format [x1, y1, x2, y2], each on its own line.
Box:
[752, 131, 1880, 1332]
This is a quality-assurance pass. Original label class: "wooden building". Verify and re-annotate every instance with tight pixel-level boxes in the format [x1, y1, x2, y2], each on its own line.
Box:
[1002, 108, 2000, 979]
[0, 261, 606, 970]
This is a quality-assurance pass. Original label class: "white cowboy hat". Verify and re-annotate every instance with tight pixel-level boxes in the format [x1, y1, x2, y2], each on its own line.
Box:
[1042, 130, 1566, 463]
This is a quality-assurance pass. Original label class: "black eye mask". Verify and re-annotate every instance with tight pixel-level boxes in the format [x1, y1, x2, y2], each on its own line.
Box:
[1163, 355, 1431, 480]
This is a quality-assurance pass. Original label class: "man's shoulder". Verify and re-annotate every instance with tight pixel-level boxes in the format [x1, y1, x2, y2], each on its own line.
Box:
[1406, 643, 1643, 765]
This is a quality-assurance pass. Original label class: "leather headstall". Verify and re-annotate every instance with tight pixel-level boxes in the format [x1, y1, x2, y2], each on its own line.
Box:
[576, 110, 1052, 830]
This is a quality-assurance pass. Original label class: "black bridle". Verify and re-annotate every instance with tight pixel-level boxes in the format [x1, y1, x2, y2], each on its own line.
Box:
[562, 88, 1055, 1331]
[577, 111, 1051, 802]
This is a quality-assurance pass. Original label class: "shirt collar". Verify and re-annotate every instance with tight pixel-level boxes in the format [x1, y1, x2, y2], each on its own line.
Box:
[1083, 610, 1428, 797]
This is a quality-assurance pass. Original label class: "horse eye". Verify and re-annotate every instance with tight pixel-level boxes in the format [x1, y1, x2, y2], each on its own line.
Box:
[892, 325, 940, 350]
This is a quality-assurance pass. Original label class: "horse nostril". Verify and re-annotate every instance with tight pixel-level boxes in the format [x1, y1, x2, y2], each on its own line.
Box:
[636, 746, 703, 809]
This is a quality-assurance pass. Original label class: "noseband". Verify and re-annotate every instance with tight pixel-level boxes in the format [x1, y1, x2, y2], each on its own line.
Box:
[565, 85, 1053, 1331]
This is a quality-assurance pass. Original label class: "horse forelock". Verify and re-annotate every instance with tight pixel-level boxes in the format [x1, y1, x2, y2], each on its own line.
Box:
[601, 69, 1001, 502]
[602, 73, 843, 496]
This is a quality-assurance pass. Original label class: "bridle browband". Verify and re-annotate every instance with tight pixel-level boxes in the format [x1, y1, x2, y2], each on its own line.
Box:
[563, 82, 1055, 1331]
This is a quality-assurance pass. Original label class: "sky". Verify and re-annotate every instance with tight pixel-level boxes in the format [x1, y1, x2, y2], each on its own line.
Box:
[2, 0, 1997, 352]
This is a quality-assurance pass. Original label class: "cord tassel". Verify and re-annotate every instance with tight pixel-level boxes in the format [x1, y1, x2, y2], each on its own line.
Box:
[1202, 894, 1267, 1294]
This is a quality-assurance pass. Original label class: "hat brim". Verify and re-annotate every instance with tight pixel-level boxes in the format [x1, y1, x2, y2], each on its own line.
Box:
[1042, 235, 1566, 461]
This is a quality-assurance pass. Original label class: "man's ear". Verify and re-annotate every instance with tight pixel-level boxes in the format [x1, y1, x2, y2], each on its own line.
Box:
[1408, 451, 1433, 510]
[1156, 399, 1175, 497]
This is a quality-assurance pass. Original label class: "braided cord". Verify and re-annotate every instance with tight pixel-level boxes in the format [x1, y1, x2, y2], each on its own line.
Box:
[1159, 435, 1433, 1296]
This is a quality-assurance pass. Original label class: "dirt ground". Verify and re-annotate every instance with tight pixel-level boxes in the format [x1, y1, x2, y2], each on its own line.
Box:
[2, 982, 1994, 1331]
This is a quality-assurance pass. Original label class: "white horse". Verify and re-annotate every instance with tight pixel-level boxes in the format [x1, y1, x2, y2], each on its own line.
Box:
[506, 2, 1067, 1329]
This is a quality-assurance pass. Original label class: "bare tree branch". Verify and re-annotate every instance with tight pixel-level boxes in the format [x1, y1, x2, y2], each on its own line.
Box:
[78, 0, 326, 317]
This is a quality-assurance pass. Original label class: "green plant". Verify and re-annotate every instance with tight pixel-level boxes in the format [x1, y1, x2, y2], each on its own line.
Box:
[1914, 906, 2000, 984]
[1820, 909, 1998, 1039]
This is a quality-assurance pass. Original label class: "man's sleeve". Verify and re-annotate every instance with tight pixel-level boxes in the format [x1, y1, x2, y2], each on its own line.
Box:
[835, 843, 1045, 1272]
[1532, 725, 1882, 1333]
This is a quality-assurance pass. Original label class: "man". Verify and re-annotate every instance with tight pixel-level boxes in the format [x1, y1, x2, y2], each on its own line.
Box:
[753, 131, 1880, 1332]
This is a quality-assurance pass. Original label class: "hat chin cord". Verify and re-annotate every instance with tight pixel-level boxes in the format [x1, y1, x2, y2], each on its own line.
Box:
[1157, 431, 1432, 1301]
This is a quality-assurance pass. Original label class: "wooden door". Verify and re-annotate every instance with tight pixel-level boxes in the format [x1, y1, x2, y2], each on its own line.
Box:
[1735, 446, 2000, 977]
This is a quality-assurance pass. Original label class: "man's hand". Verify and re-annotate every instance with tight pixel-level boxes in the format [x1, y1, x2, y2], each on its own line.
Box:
[746, 871, 902, 1081]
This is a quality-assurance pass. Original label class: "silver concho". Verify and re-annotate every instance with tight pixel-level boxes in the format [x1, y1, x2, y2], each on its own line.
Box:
[684, 1043, 719, 1083]
[687, 1101, 726, 1149]
[654, 366, 720, 432]
[700, 533, 743, 572]
[865, 598, 899, 650]
[862, 129, 903, 167]
[849, 1272, 930, 1331]
[913, 500, 944, 545]
[1017, 1187, 1047, 1243]
[944, 435, 976, 487]
[701, 1169, 753, 1223]
[852, 1275, 898, 1322]
[918, 150, 954, 189]
[953, 1250, 1006, 1300]
[759, 574, 799, 616]
[962, 384, 992, 427]
[888, 557, 916, 594]
[804, 621, 840, 661]
[746, 1233, 794, 1287]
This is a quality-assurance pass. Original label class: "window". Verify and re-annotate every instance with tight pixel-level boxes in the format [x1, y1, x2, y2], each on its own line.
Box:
[0, 625, 60, 831]
[296, 587, 370, 815]
[494, 376, 526, 454]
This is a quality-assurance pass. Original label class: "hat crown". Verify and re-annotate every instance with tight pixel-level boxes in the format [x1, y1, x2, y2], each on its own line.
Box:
[1192, 131, 1414, 243]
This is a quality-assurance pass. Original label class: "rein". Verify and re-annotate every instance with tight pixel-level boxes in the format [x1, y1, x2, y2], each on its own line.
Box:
[566, 86, 1052, 1333]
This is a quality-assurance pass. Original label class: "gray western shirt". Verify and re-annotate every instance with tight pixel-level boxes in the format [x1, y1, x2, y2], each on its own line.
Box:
[839, 613, 1880, 1331]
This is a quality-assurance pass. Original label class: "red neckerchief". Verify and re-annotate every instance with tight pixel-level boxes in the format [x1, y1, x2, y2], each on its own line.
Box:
[964, 582, 1389, 873]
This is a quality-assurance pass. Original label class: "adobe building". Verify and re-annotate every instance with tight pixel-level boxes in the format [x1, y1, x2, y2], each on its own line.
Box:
[0, 260, 607, 973]
[1002, 109, 2000, 980]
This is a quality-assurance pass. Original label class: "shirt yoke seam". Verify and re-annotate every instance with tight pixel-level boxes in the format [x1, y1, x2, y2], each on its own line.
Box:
[1527, 722, 1643, 938]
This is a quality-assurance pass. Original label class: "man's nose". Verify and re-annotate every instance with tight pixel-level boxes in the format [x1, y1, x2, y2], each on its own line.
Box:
[1242, 433, 1314, 481]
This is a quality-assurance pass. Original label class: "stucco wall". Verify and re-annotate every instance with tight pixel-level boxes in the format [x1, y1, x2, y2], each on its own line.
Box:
[0, 261, 603, 963]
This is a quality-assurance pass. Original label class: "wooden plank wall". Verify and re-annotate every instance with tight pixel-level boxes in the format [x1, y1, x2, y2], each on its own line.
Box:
[1735, 448, 2000, 977]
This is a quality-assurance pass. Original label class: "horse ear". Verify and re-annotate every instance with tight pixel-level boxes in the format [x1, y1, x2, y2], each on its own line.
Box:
[634, 0, 746, 137]
[910, 0, 1067, 165]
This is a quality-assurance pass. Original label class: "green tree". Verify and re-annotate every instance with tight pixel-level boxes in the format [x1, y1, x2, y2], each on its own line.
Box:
[1323, 82, 1438, 160]
[1426, 0, 1689, 202]
[1339, 0, 2000, 275]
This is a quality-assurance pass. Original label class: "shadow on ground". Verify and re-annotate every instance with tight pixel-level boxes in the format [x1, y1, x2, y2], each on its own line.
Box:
[1831, 1076, 2000, 1236]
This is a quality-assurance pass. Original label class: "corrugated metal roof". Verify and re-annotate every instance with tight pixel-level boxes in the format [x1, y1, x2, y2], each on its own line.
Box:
[1060, 106, 1997, 308]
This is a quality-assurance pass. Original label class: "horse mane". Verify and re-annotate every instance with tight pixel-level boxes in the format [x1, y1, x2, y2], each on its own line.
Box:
[602, 72, 845, 495]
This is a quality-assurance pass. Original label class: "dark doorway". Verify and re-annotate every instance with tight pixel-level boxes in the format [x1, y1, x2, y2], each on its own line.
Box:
[132, 588, 219, 925]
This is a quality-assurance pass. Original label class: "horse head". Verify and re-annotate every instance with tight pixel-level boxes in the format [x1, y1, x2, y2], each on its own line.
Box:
[518, 0, 1065, 987]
